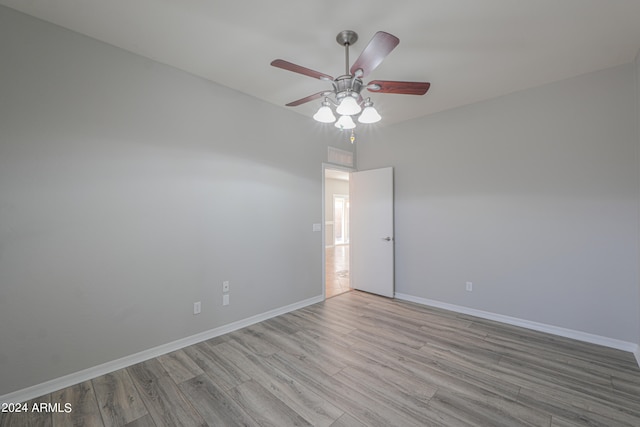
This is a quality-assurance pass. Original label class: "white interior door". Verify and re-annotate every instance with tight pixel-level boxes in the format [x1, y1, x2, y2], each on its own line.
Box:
[350, 167, 394, 297]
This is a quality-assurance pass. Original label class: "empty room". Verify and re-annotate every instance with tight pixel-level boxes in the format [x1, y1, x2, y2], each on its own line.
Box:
[1, 1, 640, 426]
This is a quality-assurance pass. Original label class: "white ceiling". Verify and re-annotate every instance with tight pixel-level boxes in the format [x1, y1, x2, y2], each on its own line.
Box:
[2, 0, 640, 125]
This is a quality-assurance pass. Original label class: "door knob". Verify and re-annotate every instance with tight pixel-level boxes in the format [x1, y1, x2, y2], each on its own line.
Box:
[382, 237, 393, 241]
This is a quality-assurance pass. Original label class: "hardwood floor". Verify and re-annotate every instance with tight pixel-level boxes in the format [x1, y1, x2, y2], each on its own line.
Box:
[326, 245, 350, 298]
[2, 291, 640, 426]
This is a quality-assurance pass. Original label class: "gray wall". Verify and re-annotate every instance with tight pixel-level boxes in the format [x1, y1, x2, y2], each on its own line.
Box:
[0, 6, 354, 396]
[358, 64, 640, 343]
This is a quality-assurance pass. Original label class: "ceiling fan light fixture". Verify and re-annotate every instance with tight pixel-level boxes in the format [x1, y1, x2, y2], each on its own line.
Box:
[271, 30, 430, 138]
[335, 115, 356, 130]
[313, 100, 336, 123]
[358, 98, 381, 123]
[336, 95, 362, 116]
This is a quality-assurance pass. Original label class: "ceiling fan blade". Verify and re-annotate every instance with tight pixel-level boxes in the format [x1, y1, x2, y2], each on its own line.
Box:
[367, 80, 431, 95]
[350, 32, 399, 78]
[285, 91, 331, 107]
[271, 59, 334, 81]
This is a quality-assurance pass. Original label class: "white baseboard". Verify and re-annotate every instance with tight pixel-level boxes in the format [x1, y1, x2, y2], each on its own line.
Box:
[0, 294, 324, 405]
[395, 292, 640, 366]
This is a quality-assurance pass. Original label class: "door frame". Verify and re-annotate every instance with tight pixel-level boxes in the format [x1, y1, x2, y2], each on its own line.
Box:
[322, 163, 355, 300]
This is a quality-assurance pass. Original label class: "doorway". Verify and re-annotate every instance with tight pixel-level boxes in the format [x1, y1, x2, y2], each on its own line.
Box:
[324, 167, 351, 298]
[333, 194, 350, 245]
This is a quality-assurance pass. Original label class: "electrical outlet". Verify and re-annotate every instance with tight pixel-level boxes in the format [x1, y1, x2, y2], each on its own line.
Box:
[223, 294, 229, 306]
[223, 281, 230, 293]
[465, 282, 473, 292]
[193, 301, 201, 314]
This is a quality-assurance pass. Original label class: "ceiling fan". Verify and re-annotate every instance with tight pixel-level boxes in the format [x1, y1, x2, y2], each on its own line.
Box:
[271, 30, 430, 130]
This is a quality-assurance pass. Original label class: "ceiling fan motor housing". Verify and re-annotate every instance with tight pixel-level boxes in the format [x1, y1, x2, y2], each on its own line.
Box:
[334, 75, 363, 104]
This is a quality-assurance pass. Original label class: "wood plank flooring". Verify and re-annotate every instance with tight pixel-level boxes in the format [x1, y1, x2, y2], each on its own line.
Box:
[2, 291, 639, 426]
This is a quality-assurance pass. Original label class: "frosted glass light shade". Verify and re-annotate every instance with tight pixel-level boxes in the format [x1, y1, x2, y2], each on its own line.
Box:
[334, 115, 356, 130]
[358, 105, 381, 123]
[336, 96, 362, 116]
[313, 105, 336, 123]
